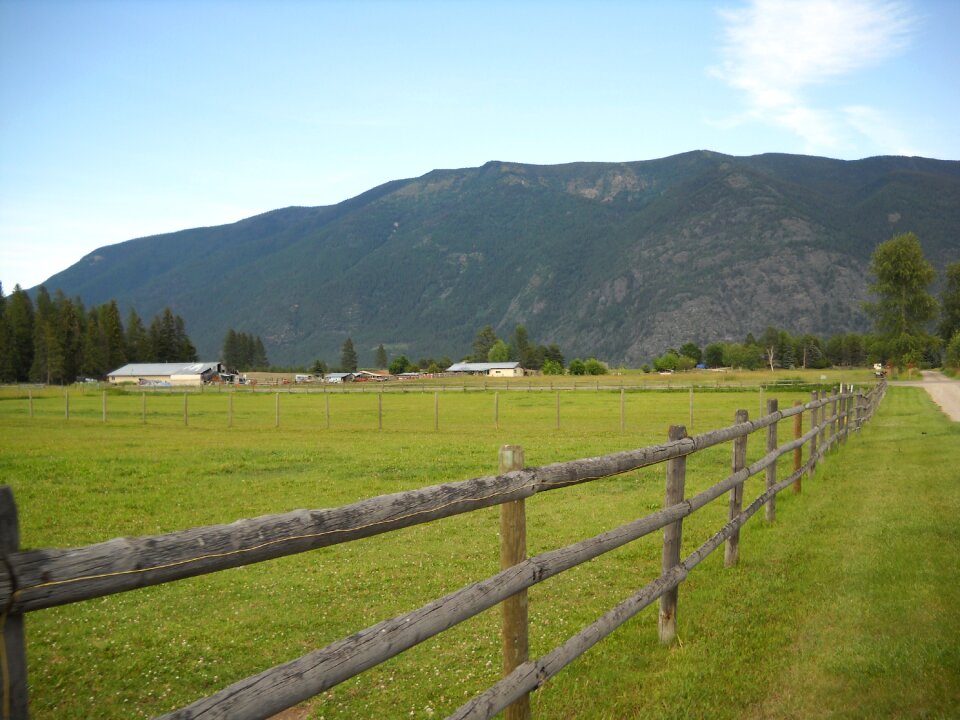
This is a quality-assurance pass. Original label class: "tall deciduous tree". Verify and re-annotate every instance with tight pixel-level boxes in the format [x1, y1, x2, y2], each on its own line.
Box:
[864, 233, 938, 366]
[487, 339, 510, 362]
[471, 325, 499, 362]
[939, 261, 960, 344]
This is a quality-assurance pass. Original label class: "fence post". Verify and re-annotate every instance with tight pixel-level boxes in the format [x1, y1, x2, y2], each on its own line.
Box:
[102, 391, 107, 423]
[64, 391, 69, 420]
[817, 390, 826, 452]
[793, 401, 802, 494]
[142, 392, 147, 424]
[809, 391, 819, 474]
[499, 445, 530, 720]
[620, 388, 627, 432]
[275, 392, 281, 428]
[660, 425, 687, 644]
[837, 386, 846, 443]
[0, 486, 29, 719]
[843, 387, 853, 442]
[830, 386, 838, 451]
[27, 391, 32, 419]
[725, 409, 748, 567]
[765, 399, 778, 522]
[856, 389, 865, 431]
[325, 393, 331, 430]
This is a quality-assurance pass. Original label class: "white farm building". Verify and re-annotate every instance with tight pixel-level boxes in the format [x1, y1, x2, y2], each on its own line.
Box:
[107, 362, 224, 387]
[445, 361, 524, 377]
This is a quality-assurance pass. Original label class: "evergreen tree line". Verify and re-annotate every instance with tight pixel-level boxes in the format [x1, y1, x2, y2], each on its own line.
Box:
[0, 283, 197, 384]
[222, 329, 269, 371]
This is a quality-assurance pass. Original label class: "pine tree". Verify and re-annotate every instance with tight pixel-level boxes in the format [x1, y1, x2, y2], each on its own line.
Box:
[375, 343, 388, 369]
[252, 336, 269, 369]
[222, 329, 241, 368]
[340, 337, 358, 372]
[149, 310, 174, 362]
[81, 308, 107, 378]
[0, 284, 16, 382]
[6, 285, 34, 382]
[30, 287, 55, 383]
[174, 315, 198, 362]
[125, 308, 150, 362]
[99, 300, 127, 371]
[54, 291, 84, 382]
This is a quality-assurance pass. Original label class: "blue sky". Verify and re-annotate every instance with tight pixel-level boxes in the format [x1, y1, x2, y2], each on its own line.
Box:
[2, 0, 958, 293]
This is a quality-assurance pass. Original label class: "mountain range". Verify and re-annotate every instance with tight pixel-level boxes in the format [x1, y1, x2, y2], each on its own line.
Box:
[37, 150, 960, 367]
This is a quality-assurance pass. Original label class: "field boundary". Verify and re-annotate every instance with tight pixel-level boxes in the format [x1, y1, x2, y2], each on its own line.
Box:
[0, 383, 885, 719]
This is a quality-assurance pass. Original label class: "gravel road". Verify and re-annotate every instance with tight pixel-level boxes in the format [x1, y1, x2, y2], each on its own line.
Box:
[895, 370, 960, 421]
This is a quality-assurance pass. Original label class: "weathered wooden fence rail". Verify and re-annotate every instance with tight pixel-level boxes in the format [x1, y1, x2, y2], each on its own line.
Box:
[0, 382, 885, 719]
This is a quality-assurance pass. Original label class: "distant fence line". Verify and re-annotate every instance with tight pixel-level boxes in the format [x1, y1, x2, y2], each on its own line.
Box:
[0, 381, 884, 719]
[7, 381, 866, 433]
[3, 375, 857, 396]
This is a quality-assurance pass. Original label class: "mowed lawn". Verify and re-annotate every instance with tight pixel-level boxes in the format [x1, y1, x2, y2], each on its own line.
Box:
[0, 383, 956, 719]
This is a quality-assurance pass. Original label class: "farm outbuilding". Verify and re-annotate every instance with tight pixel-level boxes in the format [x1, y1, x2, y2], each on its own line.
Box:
[446, 362, 524, 377]
[323, 372, 356, 383]
[107, 362, 224, 386]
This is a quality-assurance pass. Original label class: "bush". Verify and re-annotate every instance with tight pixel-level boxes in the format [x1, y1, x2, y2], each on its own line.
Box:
[675, 355, 696, 371]
[568, 359, 586, 376]
[542, 359, 564, 375]
[584, 358, 608, 375]
[388, 355, 410, 374]
[653, 352, 679, 372]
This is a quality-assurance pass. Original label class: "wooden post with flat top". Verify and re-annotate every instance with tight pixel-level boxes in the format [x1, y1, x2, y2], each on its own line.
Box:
[765, 399, 778, 522]
[1, 486, 29, 719]
[725, 409, 748, 567]
[793, 401, 802, 493]
[499, 445, 530, 720]
[659, 425, 687, 643]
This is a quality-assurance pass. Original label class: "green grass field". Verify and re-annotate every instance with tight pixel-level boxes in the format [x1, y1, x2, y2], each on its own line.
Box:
[0, 379, 956, 719]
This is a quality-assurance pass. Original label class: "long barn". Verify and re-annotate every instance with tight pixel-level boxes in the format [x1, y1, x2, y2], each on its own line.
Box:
[106, 362, 224, 386]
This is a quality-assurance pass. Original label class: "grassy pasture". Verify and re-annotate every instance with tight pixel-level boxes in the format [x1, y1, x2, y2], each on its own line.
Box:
[1, 381, 956, 719]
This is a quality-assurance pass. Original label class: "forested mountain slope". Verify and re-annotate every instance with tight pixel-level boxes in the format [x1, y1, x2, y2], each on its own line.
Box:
[38, 151, 960, 366]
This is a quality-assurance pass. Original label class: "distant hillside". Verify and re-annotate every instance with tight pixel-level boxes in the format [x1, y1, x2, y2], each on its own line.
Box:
[38, 151, 960, 366]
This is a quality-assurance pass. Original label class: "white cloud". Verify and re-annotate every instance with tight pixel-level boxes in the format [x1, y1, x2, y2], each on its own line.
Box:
[843, 105, 920, 156]
[713, 0, 915, 153]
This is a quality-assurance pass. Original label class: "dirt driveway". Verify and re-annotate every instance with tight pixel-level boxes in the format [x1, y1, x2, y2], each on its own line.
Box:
[896, 370, 960, 421]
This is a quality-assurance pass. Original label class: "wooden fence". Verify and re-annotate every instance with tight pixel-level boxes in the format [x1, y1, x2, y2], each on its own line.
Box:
[0, 382, 885, 719]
